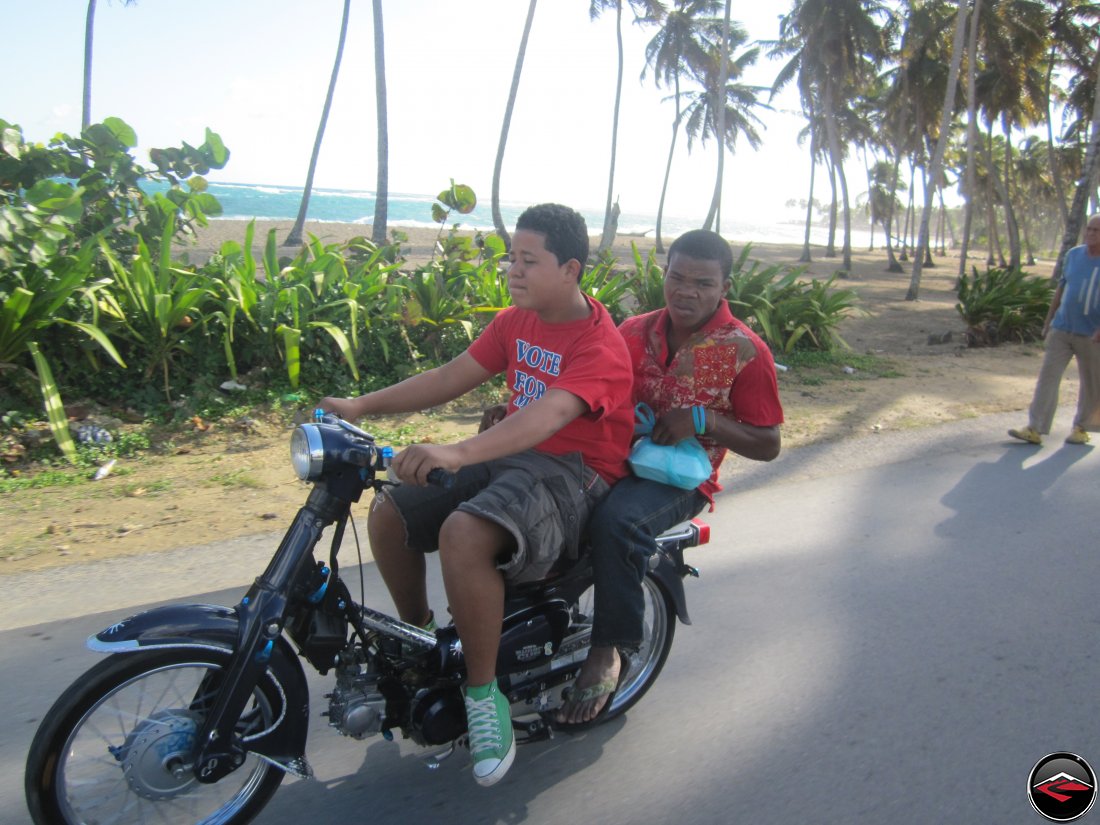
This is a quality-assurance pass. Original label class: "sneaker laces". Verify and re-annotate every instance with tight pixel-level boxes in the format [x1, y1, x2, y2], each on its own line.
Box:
[465, 694, 506, 756]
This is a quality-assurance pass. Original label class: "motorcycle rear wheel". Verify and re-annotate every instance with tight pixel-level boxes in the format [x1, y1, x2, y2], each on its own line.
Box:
[25, 649, 285, 825]
[563, 573, 675, 723]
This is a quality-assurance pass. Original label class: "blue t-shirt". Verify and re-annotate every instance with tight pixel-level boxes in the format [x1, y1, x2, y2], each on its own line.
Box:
[1053, 245, 1100, 336]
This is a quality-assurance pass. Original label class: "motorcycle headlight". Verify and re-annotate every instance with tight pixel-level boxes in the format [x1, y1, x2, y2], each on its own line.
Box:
[290, 424, 325, 481]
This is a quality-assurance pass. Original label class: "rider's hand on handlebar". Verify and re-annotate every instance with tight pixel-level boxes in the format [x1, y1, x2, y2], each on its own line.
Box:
[649, 407, 699, 445]
[478, 404, 508, 433]
[317, 396, 363, 421]
[391, 443, 463, 486]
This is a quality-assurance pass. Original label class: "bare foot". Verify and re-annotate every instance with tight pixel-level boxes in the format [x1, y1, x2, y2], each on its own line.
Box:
[555, 645, 621, 725]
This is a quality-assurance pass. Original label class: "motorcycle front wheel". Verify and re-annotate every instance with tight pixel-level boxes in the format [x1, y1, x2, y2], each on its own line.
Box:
[26, 649, 285, 825]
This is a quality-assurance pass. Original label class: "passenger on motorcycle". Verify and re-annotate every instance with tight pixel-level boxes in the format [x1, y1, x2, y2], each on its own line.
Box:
[555, 229, 785, 725]
[320, 203, 635, 786]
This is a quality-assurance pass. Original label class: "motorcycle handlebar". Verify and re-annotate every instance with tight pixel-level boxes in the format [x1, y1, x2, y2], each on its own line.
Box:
[426, 468, 456, 489]
[314, 410, 452, 487]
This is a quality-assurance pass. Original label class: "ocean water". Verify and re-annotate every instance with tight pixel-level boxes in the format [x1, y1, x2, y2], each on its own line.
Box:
[184, 180, 869, 248]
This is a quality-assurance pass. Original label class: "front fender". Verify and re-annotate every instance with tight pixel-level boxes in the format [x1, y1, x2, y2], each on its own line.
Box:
[90, 603, 243, 654]
[88, 603, 311, 772]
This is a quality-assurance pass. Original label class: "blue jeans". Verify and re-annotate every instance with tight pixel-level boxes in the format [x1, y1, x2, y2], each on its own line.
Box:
[588, 476, 707, 650]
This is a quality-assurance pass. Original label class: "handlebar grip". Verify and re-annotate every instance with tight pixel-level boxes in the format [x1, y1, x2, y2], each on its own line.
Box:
[426, 468, 456, 489]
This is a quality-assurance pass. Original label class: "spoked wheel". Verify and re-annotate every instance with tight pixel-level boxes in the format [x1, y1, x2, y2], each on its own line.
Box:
[26, 649, 285, 825]
[559, 573, 675, 722]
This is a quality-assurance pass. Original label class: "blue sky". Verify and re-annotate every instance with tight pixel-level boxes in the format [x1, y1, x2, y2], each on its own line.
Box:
[2, 1, 827, 227]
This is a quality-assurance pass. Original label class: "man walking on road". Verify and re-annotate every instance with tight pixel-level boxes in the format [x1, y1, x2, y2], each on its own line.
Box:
[1009, 214, 1100, 446]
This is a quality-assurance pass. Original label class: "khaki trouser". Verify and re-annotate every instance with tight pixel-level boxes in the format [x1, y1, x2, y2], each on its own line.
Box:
[1028, 328, 1100, 433]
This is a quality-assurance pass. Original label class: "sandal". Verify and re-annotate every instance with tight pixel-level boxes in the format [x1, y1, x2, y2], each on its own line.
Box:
[552, 652, 627, 730]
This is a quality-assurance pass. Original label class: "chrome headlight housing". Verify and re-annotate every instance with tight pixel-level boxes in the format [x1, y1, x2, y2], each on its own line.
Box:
[290, 424, 326, 481]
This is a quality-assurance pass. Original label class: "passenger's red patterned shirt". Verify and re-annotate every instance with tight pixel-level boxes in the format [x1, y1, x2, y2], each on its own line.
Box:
[618, 300, 784, 503]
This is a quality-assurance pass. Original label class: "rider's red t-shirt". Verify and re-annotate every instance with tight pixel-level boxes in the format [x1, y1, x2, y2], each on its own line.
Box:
[467, 298, 635, 483]
[618, 301, 784, 502]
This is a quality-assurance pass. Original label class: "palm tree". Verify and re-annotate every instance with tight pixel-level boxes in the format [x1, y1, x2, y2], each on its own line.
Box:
[82, 0, 138, 131]
[285, 0, 352, 248]
[491, 0, 538, 248]
[973, 0, 1050, 269]
[642, 0, 722, 252]
[678, 23, 767, 231]
[370, 0, 389, 245]
[907, 0, 969, 300]
[958, 0, 985, 276]
[772, 0, 895, 275]
[590, 1, 667, 253]
[1052, 45, 1100, 280]
[1040, 1, 1095, 224]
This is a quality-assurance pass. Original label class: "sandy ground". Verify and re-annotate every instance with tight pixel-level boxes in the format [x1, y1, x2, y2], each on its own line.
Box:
[0, 221, 1071, 575]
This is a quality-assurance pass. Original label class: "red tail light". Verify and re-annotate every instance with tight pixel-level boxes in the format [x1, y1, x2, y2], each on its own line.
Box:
[691, 518, 710, 545]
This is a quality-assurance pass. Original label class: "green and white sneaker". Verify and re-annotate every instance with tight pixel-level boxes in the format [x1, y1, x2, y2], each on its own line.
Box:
[464, 680, 515, 787]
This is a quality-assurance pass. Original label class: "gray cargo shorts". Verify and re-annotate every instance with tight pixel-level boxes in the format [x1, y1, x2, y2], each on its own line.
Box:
[381, 449, 610, 583]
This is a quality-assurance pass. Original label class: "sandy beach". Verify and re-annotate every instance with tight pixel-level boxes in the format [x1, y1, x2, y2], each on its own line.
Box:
[182, 217, 913, 282]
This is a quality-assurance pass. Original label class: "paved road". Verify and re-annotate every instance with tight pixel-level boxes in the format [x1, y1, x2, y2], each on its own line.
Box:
[2, 409, 1097, 824]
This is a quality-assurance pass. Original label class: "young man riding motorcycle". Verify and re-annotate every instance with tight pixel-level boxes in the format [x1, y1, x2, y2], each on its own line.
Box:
[555, 229, 785, 725]
[320, 203, 635, 786]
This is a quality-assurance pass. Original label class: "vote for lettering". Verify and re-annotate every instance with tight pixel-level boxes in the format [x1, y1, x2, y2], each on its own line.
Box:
[512, 339, 563, 408]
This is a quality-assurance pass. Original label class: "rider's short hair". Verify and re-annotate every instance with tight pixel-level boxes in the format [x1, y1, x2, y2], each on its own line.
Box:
[667, 229, 734, 279]
[515, 203, 589, 277]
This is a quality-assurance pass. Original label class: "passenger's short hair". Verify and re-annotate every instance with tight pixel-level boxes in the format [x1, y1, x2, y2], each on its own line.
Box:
[515, 203, 589, 275]
[667, 229, 734, 279]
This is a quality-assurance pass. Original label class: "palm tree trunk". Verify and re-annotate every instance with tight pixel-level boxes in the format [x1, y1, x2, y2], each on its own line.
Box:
[599, 1, 624, 253]
[703, 0, 732, 233]
[822, 83, 851, 272]
[492, 0, 538, 248]
[863, 147, 875, 251]
[825, 157, 838, 257]
[82, 0, 97, 132]
[1002, 121, 1021, 269]
[370, 0, 389, 245]
[958, 0, 982, 278]
[1052, 50, 1100, 281]
[1044, 45, 1071, 227]
[285, 0, 351, 248]
[654, 76, 683, 256]
[907, 0, 967, 301]
[799, 127, 817, 263]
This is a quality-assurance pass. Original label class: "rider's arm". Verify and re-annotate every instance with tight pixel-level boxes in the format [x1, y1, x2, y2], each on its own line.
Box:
[391, 388, 588, 483]
[650, 407, 780, 462]
[320, 351, 492, 420]
[705, 415, 781, 462]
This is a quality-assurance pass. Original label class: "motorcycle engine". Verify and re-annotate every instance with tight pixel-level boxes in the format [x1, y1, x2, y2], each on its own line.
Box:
[326, 666, 386, 740]
[409, 686, 467, 746]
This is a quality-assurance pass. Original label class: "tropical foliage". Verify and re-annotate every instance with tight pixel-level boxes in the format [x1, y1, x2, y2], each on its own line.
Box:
[1, 125, 864, 460]
[955, 265, 1054, 345]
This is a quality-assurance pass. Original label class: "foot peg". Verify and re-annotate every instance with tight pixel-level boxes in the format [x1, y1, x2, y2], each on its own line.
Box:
[515, 716, 554, 744]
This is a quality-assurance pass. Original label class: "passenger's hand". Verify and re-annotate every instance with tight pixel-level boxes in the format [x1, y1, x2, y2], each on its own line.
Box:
[391, 443, 463, 486]
[650, 407, 698, 445]
[478, 404, 508, 433]
[317, 396, 363, 421]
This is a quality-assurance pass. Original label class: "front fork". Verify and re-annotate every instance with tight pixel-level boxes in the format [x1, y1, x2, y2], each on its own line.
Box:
[191, 486, 347, 783]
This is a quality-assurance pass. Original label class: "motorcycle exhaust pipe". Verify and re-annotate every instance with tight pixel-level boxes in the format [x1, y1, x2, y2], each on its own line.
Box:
[359, 605, 436, 651]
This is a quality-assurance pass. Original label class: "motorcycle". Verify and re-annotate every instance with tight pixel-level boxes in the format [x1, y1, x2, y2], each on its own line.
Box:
[25, 412, 709, 824]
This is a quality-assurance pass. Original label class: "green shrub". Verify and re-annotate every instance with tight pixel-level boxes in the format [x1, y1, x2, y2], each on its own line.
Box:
[955, 267, 1053, 346]
[727, 248, 860, 353]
